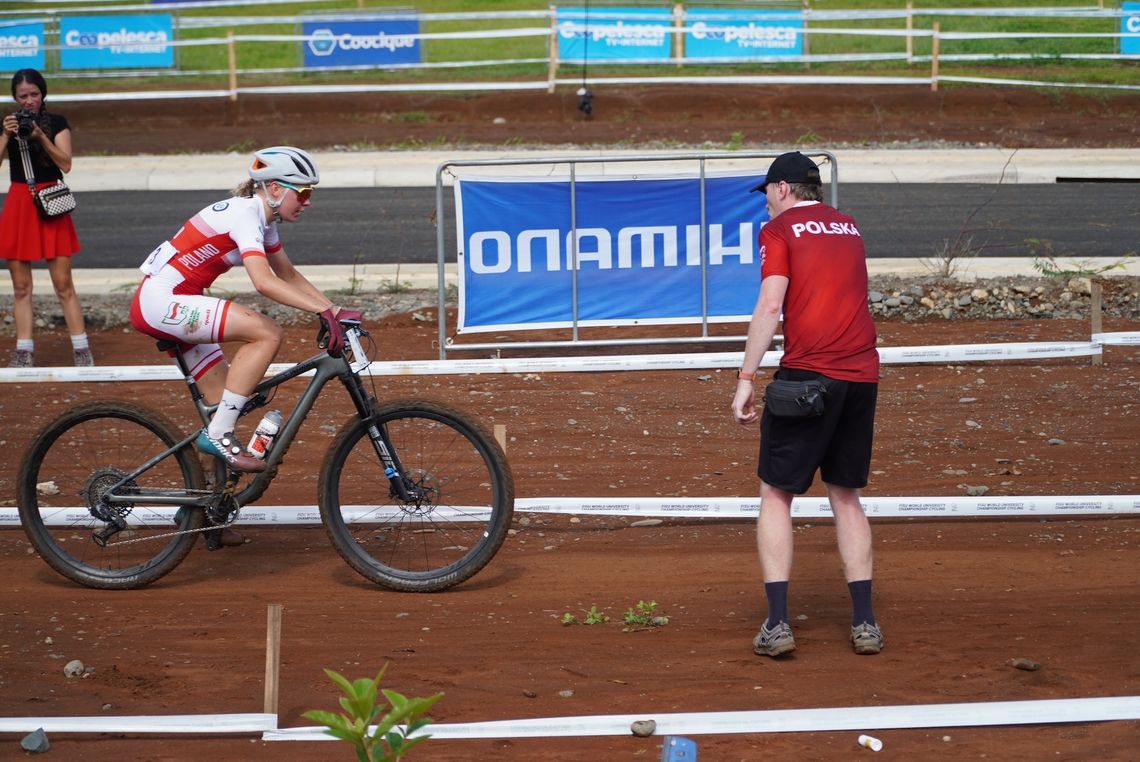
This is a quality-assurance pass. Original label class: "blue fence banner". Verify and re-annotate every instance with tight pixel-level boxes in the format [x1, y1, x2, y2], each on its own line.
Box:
[302, 16, 420, 69]
[685, 9, 803, 58]
[1124, 2, 1140, 55]
[556, 7, 673, 62]
[60, 15, 173, 70]
[0, 21, 45, 72]
[455, 174, 768, 333]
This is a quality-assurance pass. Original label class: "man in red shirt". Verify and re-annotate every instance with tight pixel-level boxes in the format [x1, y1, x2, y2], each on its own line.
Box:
[730, 151, 883, 658]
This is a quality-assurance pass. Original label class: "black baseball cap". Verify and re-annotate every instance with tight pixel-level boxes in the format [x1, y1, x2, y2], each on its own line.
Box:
[750, 151, 822, 193]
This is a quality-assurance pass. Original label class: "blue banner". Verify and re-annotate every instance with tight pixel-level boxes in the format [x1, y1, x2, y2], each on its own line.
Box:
[555, 7, 672, 62]
[302, 16, 420, 69]
[455, 175, 768, 333]
[685, 9, 803, 58]
[60, 15, 173, 70]
[0, 21, 45, 72]
[1124, 2, 1140, 55]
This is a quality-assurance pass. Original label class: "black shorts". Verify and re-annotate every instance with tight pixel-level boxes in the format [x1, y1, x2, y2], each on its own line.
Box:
[758, 368, 878, 494]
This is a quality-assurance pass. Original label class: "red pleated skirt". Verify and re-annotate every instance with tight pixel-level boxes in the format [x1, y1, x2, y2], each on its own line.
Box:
[0, 181, 80, 262]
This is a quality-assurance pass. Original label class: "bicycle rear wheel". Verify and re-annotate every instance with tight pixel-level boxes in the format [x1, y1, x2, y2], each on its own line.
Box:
[17, 401, 208, 590]
[319, 399, 514, 592]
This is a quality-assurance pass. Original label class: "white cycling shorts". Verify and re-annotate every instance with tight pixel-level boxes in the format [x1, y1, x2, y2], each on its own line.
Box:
[129, 274, 228, 380]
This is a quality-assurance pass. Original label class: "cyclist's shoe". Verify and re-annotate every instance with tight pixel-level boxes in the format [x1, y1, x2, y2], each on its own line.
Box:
[194, 429, 266, 473]
[8, 349, 33, 368]
[851, 622, 884, 655]
[73, 348, 95, 367]
[752, 620, 796, 657]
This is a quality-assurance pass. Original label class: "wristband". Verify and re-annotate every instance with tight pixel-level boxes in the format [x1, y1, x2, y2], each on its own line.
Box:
[738, 369, 755, 381]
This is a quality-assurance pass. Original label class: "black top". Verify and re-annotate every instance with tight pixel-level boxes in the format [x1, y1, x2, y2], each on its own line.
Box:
[6, 112, 70, 185]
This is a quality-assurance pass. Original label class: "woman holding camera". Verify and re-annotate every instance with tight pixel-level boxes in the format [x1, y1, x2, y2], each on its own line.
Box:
[0, 68, 92, 368]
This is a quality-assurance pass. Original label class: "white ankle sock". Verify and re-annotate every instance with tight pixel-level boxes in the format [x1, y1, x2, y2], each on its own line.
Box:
[208, 389, 249, 439]
[70, 333, 90, 351]
[16, 339, 33, 353]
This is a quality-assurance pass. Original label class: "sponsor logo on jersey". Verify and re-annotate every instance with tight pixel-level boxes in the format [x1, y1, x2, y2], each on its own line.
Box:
[212, 201, 230, 212]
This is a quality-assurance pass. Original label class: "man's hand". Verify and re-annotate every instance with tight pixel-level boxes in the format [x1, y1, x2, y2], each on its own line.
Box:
[732, 380, 758, 424]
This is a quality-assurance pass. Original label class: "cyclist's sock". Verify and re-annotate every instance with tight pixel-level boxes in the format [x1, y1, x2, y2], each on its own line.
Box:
[70, 333, 90, 351]
[16, 339, 33, 353]
[208, 389, 250, 439]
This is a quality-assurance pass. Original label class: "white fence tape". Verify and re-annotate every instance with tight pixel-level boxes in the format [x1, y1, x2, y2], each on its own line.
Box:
[0, 713, 276, 735]
[4, 695, 1137, 741]
[265, 695, 1140, 741]
[3, 495, 1137, 528]
[4, 334, 1137, 384]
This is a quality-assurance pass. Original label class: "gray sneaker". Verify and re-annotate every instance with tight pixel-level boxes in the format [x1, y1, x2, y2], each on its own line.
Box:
[851, 622, 884, 655]
[753, 620, 795, 657]
[73, 348, 95, 367]
[8, 349, 34, 368]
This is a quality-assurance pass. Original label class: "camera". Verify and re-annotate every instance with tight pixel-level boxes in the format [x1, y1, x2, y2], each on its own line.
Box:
[14, 108, 37, 138]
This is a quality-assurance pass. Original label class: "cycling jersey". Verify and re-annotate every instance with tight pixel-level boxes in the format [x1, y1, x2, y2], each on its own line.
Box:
[139, 195, 282, 292]
[131, 195, 283, 379]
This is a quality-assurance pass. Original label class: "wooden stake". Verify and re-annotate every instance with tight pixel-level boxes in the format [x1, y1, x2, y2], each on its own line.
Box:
[801, 0, 811, 70]
[905, 0, 914, 63]
[1091, 281, 1103, 366]
[547, 5, 558, 94]
[264, 603, 283, 716]
[494, 424, 507, 452]
[930, 22, 940, 92]
[673, 4, 684, 68]
[227, 30, 238, 102]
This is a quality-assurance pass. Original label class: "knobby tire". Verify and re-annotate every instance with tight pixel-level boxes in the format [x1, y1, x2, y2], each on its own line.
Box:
[17, 401, 207, 590]
[319, 399, 514, 592]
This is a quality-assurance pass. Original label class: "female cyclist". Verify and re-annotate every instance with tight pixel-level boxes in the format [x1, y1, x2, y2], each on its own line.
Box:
[130, 146, 358, 473]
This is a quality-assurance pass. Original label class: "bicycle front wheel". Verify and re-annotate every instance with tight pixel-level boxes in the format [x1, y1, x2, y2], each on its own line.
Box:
[319, 399, 515, 592]
[17, 401, 207, 590]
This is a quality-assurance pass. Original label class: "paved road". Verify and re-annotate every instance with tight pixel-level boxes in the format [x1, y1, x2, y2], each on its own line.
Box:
[75, 184, 1137, 268]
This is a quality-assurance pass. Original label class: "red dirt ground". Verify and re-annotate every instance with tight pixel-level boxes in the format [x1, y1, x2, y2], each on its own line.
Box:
[1, 311, 1138, 761]
[3, 85, 1140, 759]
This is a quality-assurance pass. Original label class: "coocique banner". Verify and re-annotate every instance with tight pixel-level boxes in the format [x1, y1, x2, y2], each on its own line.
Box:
[301, 15, 420, 69]
[454, 174, 768, 334]
[0, 21, 44, 71]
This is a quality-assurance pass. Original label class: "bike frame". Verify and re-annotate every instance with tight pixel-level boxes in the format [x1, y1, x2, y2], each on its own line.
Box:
[97, 328, 413, 515]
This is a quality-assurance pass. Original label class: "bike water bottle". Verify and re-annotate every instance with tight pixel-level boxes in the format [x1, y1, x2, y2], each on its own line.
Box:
[247, 410, 283, 459]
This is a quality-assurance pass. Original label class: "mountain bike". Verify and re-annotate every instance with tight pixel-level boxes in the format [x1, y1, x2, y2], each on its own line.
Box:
[17, 322, 514, 592]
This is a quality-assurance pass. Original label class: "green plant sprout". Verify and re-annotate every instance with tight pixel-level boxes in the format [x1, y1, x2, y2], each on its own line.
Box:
[303, 665, 443, 762]
[583, 604, 609, 625]
[623, 600, 670, 631]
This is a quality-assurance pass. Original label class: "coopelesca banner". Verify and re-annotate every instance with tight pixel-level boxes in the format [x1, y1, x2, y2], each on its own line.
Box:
[454, 173, 768, 334]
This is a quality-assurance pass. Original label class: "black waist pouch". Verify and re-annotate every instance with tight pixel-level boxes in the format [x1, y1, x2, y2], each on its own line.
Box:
[764, 378, 827, 418]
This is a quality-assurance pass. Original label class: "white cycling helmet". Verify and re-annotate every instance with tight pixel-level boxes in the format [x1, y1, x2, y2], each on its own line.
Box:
[248, 146, 320, 186]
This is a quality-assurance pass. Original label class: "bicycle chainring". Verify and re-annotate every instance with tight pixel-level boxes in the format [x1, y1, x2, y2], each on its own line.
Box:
[82, 468, 136, 522]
